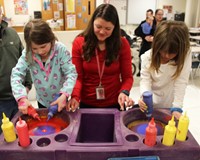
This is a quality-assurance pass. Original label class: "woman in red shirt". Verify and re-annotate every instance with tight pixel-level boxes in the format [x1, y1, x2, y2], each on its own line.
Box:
[67, 4, 134, 111]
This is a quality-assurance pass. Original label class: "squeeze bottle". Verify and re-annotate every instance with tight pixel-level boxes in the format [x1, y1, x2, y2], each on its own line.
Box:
[162, 115, 176, 146]
[143, 91, 153, 118]
[144, 117, 157, 146]
[1, 112, 16, 142]
[176, 112, 189, 141]
[27, 105, 41, 121]
[16, 117, 30, 147]
[47, 93, 60, 121]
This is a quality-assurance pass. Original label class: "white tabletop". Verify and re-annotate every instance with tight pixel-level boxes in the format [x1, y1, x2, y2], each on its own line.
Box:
[190, 36, 200, 41]
[189, 27, 200, 31]
[189, 29, 200, 34]
[191, 46, 200, 53]
[189, 28, 200, 37]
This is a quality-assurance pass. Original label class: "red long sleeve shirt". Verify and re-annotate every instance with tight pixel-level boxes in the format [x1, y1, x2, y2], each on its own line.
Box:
[71, 36, 133, 107]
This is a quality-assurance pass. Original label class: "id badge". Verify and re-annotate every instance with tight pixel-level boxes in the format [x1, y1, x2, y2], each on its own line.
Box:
[96, 86, 105, 100]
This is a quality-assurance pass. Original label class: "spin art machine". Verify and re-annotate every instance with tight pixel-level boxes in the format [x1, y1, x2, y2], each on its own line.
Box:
[0, 108, 199, 160]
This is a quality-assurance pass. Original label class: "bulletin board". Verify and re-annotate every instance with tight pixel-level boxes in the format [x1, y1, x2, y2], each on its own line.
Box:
[65, 0, 76, 29]
[127, 0, 156, 24]
[0, 0, 5, 15]
[65, 0, 95, 30]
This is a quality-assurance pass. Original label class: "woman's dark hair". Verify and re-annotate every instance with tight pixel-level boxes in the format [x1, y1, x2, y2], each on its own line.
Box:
[24, 19, 57, 63]
[155, 9, 163, 15]
[78, 4, 121, 66]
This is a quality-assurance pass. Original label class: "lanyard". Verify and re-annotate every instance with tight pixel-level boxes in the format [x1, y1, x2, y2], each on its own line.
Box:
[95, 49, 105, 86]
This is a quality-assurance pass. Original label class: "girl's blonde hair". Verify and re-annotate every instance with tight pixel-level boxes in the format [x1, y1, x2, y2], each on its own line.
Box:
[151, 20, 190, 78]
[24, 19, 57, 64]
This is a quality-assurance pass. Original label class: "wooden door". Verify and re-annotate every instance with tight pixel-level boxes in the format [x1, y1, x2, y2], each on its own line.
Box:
[41, 0, 65, 30]
[65, 0, 96, 30]
[0, 0, 5, 15]
[52, 0, 65, 30]
[41, 0, 53, 20]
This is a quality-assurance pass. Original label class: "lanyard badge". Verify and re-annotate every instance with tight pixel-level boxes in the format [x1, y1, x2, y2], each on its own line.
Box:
[95, 49, 105, 100]
[96, 85, 105, 100]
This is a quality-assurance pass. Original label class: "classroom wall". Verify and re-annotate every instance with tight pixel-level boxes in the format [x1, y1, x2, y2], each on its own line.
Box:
[127, 0, 156, 24]
[185, 0, 200, 27]
[4, 0, 41, 26]
[96, 0, 188, 25]
[156, 0, 186, 13]
[3, 0, 198, 27]
[18, 30, 82, 52]
[156, 0, 186, 24]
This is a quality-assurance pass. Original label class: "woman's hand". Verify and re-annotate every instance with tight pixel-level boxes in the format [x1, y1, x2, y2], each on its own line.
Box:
[18, 98, 31, 114]
[66, 97, 80, 112]
[138, 98, 147, 112]
[118, 92, 135, 111]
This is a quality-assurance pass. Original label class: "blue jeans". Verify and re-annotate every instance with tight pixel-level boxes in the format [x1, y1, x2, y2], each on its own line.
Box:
[0, 99, 18, 134]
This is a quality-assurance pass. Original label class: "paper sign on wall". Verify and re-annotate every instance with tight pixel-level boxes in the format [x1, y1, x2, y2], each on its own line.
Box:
[66, 0, 75, 13]
[66, 14, 76, 29]
[14, 0, 28, 15]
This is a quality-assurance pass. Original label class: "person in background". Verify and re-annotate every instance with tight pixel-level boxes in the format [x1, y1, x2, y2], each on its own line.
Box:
[135, 9, 156, 77]
[67, 4, 134, 111]
[0, 5, 32, 133]
[11, 19, 77, 114]
[154, 9, 164, 27]
[120, 28, 136, 47]
[139, 20, 191, 119]
[141, 16, 154, 35]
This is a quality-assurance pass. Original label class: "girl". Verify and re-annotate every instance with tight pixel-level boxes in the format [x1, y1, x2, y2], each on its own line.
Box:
[139, 20, 191, 119]
[11, 19, 77, 114]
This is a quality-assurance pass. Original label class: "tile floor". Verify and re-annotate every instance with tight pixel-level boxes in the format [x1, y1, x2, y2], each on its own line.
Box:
[130, 47, 200, 145]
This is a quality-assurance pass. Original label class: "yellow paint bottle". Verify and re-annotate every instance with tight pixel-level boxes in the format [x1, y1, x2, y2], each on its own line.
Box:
[162, 115, 176, 146]
[1, 112, 16, 142]
[176, 112, 189, 141]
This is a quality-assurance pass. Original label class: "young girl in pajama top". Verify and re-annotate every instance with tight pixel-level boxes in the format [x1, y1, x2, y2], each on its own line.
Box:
[11, 19, 77, 114]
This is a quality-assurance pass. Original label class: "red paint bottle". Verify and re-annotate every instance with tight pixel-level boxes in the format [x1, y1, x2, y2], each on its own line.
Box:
[144, 117, 157, 146]
[27, 105, 41, 121]
[16, 117, 30, 147]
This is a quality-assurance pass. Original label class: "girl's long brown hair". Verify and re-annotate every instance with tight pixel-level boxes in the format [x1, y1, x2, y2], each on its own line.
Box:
[151, 20, 190, 78]
[24, 19, 57, 64]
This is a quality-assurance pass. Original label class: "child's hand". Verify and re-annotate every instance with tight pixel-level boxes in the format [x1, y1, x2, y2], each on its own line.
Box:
[67, 98, 80, 112]
[18, 98, 31, 114]
[50, 94, 67, 112]
[172, 111, 182, 120]
[138, 98, 147, 112]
